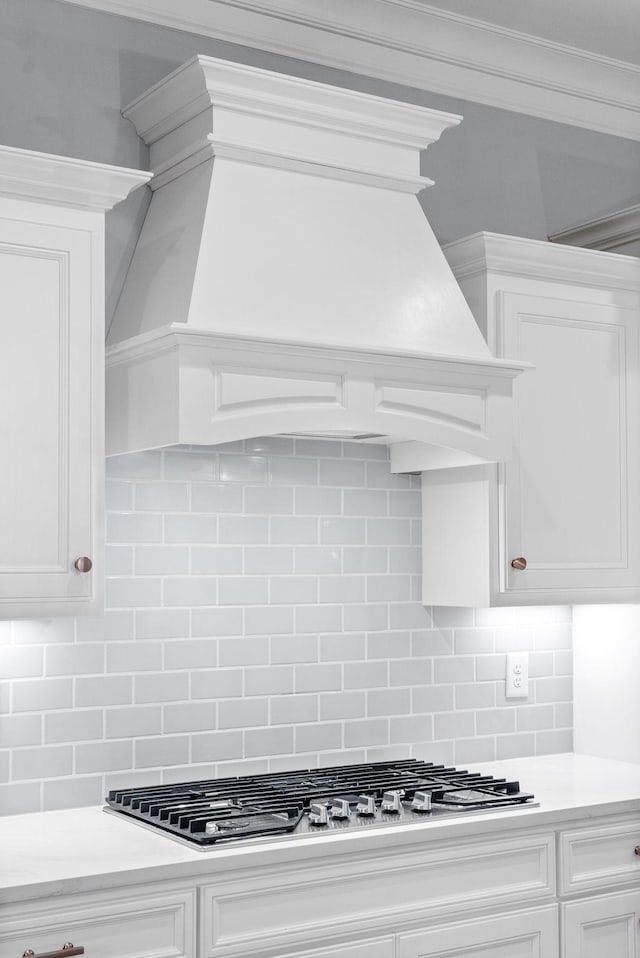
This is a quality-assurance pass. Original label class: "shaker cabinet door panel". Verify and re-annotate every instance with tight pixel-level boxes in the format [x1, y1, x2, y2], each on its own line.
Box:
[498, 292, 640, 602]
[562, 891, 640, 958]
[0, 215, 99, 616]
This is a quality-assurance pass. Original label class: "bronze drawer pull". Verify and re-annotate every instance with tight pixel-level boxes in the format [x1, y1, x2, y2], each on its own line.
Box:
[23, 945, 84, 958]
[73, 557, 92, 573]
[511, 557, 527, 570]
[634, 846, 640, 856]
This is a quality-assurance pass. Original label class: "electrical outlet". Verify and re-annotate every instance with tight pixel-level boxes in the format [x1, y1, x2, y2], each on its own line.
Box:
[505, 652, 529, 698]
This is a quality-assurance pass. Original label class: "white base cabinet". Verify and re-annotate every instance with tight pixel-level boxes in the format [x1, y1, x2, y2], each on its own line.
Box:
[0, 145, 148, 619]
[420, 232, 640, 606]
[2, 813, 638, 958]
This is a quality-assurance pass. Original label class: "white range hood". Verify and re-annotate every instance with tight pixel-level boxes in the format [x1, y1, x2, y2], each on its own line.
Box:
[106, 56, 527, 471]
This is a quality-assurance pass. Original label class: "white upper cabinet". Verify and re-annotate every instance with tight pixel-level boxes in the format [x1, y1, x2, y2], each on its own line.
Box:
[421, 233, 640, 606]
[0, 146, 149, 619]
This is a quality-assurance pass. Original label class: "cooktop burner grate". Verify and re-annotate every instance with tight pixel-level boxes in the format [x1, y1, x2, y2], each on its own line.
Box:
[105, 759, 535, 847]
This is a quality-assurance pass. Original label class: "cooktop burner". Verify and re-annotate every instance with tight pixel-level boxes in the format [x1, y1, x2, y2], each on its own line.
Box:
[105, 759, 536, 848]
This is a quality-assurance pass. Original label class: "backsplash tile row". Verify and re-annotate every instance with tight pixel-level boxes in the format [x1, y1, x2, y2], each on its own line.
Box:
[0, 440, 572, 814]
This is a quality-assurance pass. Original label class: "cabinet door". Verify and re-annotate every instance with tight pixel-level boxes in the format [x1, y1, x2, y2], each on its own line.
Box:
[562, 890, 640, 958]
[497, 291, 640, 604]
[0, 214, 100, 617]
[398, 904, 558, 958]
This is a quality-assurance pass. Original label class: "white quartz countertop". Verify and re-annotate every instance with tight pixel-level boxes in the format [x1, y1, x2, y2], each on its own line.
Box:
[1, 753, 639, 905]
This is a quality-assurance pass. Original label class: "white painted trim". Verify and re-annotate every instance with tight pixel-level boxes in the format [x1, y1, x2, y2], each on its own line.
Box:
[55, 0, 640, 141]
[443, 231, 640, 291]
[0, 144, 151, 211]
[549, 203, 640, 251]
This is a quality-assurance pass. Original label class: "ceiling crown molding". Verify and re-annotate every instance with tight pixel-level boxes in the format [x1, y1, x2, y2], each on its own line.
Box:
[55, 0, 640, 141]
[549, 203, 640, 252]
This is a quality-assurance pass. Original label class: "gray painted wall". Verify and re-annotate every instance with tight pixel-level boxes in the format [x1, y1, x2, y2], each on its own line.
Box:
[2, 0, 640, 323]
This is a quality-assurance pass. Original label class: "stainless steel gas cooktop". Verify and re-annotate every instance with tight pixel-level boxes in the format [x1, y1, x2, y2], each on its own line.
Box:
[105, 759, 537, 849]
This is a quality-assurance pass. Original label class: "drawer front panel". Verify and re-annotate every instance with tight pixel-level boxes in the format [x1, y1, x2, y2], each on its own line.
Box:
[201, 832, 555, 956]
[560, 820, 640, 895]
[0, 886, 195, 958]
[398, 904, 559, 958]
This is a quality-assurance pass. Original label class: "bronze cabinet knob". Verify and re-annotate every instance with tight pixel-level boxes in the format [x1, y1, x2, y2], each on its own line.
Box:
[634, 846, 640, 856]
[73, 557, 93, 573]
[511, 557, 527, 570]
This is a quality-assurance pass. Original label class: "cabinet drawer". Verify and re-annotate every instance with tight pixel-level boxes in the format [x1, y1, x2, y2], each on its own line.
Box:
[0, 885, 195, 958]
[200, 832, 555, 956]
[398, 904, 559, 958]
[559, 819, 640, 895]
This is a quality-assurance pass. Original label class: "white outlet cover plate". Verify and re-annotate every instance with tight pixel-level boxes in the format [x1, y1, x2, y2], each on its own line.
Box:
[506, 652, 529, 698]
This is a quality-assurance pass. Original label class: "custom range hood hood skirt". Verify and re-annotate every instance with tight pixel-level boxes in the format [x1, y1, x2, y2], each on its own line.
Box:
[106, 56, 528, 472]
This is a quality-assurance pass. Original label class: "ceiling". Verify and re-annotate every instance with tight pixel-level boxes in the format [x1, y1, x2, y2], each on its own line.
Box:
[418, 0, 640, 66]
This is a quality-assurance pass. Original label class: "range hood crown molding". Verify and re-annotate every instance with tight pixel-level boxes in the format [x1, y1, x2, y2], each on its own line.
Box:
[123, 54, 463, 192]
[107, 55, 527, 469]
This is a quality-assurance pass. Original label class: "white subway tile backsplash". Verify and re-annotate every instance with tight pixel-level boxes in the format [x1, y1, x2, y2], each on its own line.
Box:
[344, 718, 388, 748]
[216, 577, 266, 606]
[0, 714, 42, 747]
[43, 775, 104, 811]
[319, 576, 365, 604]
[271, 634, 318, 664]
[106, 577, 161, 609]
[164, 577, 217, 607]
[271, 694, 318, 725]
[164, 450, 217, 481]
[344, 661, 387, 689]
[295, 546, 341, 574]
[107, 513, 162, 543]
[3, 442, 573, 812]
[244, 606, 294, 635]
[134, 673, 188, 704]
[106, 546, 134, 576]
[106, 706, 162, 739]
[0, 646, 43, 679]
[76, 740, 132, 773]
[244, 666, 293, 696]
[320, 518, 365, 545]
[219, 698, 268, 729]
[219, 636, 269, 667]
[320, 691, 365, 721]
[295, 664, 342, 693]
[245, 486, 293, 514]
[272, 456, 318, 485]
[294, 487, 340, 514]
[45, 644, 104, 677]
[191, 730, 243, 763]
[135, 481, 189, 512]
[320, 633, 365, 662]
[13, 678, 73, 712]
[191, 484, 242, 513]
[45, 710, 103, 743]
[13, 745, 73, 780]
[343, 547, 387, 573]
[164, 639, 217, 670]
[270, 576, 317, 605]
[192, 608, 242, 638]
[135, 546, 189, 576]
[219, 454, 268, 483]
[163, 701, 216, 733]
[245, 546, 293, 575]
[165, 515, 218, 543]
[135, 735, 189, 768]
